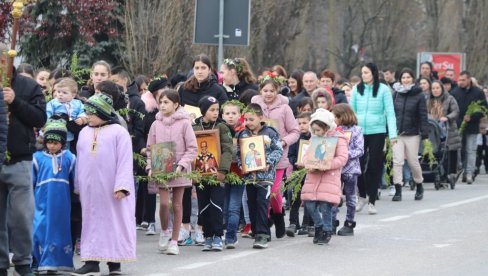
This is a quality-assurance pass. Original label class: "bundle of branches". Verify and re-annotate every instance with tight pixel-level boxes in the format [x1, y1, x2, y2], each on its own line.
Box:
[282, 168, 307, 202]
[421, 139, 435, 169]
[383, 138, 394, 185]
[459, 100, 488, 134]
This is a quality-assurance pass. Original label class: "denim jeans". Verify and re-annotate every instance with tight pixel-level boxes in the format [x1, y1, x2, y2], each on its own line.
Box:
[304, 201, 333, 232]
[224, 184, 245, 243]
[332, 174, 358, 222]
[403, 162, 412, 183]
[462, 134, 478, 176]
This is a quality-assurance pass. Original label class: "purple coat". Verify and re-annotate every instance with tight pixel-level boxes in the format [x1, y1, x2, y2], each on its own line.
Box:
[146, 107, 198, 187]
[340, 125, 364, 175]
[251, 94, 300, 169]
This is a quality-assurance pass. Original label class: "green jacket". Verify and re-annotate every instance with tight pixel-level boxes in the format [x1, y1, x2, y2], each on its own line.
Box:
[192, 117, 233, 173]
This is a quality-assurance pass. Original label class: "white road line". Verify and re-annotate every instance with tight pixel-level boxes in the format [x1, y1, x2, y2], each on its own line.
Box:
[176, 261, 214, 270]
[412, 208, 439, 215]
[379, 215, 411, 222]
[439, 194, 488, 208]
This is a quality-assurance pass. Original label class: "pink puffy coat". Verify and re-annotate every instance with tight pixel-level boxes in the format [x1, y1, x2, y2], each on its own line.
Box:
[251, 94, 300, 169]
[300, 130, 349, 205]
[146, 107, 198, 187]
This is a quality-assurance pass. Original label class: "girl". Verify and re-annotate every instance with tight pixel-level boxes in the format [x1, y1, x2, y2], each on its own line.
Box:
[350, 63, 397, 215]
[251, 71, 300, 238]
[341, 82, 353, 102]
[220, 57, 258, 100]
[287, 70, 304, 99]
[297, 97, 314, 115]
[311, 88, 333, 111]
[419, 77, 432, 100]
[79, 60, 111, 100]
[193, 96, 233, 251]
[35, 68, 51, 95]
[391, 68, 429, 201]
[178, 55, 228, 245]
[301, 108, 348, 244]
[427, 80, 461, 187]
[331, 104, 364, 236]
[146, 89, 198, 255]
[32, 119, 76, 273]
[73, 93, 135, 276]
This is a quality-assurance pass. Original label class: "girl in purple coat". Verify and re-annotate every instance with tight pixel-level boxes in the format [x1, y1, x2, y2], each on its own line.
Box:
[331, 104, 364, 236]
[146, 89, 198, 255]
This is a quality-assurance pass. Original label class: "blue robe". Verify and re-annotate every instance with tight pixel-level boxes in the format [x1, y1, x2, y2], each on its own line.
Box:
[32, 150, 76, 272]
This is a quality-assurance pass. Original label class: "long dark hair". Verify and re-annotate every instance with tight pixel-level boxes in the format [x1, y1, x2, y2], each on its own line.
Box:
[184, 54, 213, 92]
[357, 63, 380, 97]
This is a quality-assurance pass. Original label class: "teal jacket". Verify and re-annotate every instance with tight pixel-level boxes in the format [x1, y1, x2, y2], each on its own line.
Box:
[350, 83, 397, 139]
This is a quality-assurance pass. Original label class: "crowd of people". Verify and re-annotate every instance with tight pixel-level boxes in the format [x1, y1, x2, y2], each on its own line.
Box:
[1, 53, 488, 276]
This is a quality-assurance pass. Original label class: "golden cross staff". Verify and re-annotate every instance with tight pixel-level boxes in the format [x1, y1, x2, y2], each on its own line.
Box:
[5, 0, 25, 85]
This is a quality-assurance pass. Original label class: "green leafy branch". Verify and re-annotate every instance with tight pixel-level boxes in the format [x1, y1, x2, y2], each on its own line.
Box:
[383, 138, 394, 185]
[4, 151, 11, 163]
[70, 52, 91, 86]
[118, 107, 145, 120]
[459, 100, 488, 134]
[133, 152, 147, 168]
[282, 168, 307, 202]
[421, 139, 435, 170]
[136, 171, 202, 189]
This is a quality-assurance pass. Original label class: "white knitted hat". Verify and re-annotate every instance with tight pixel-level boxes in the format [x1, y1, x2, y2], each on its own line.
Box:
[310, 108, 337, 132]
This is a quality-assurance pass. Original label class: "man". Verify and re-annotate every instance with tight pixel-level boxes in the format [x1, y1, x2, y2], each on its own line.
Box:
[450, 71, 487, 184]
[318, 69, 347, 104]
[0, 62, 47, 275]
[290, 71, 318, 114]
[383, 66, 397, 88]
[440, 77, 453, 93]
[444, 68, 458, 89]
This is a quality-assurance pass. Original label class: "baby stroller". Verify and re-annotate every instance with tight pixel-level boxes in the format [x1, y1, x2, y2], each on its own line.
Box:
[418, 119, 454, 190]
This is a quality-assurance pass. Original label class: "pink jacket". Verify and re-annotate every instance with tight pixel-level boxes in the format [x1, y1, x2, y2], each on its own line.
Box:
[146, 107, 198, 187]
[300, 130, 349, 205]
[251, 94, 300, 169]
[141, 91, 159, 113]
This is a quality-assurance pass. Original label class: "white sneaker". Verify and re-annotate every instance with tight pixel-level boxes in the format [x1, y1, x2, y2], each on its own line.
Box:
[194, 229, 205, 245]
[141, 221, 149, 228]
[166, 243, 179, 255]
[177, 228, 192, 246]
[146, 223, 156, 235]
[368, 203, 377, 215]
[158, 232, 171, 252]
[388, 185, 396, 196]
[356, 197, 367, 212]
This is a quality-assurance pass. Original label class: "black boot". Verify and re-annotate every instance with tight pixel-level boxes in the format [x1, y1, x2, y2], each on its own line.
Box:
[72, 261, 100, 276]
[108, 262, 121, 275]
[332, 220, 340, 235]
[274, 212, 286, 239]
[313, 227, 323, 244]
[337, 220, 356, 236]
[392, 184, 402, 201]
[317, 230, 332, 245]
[415, 183, 424, 200]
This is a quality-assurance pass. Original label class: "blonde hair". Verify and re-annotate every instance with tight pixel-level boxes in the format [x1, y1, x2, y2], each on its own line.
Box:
[56, 77, 78, 96]
[311, 88, 332, 110]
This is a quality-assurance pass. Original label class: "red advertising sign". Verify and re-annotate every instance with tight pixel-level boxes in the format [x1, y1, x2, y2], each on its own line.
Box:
[417, 52, 466, 81]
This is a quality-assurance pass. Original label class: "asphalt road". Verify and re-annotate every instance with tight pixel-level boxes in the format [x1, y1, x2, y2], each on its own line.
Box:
[9, 173, 488, 276]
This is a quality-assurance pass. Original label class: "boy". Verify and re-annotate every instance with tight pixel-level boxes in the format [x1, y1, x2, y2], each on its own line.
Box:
[72, 93, 135, 276]
[286, 112, 313, 237]
[236, 103, 283, 249]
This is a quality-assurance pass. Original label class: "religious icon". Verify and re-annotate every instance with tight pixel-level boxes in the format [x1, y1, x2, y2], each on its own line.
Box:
[240, 136, 267, 173]
[194, 129, 221, 176]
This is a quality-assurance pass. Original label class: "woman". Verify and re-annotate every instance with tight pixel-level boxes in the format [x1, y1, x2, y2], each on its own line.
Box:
[391, 68, 429, 201]
[220, 57, 258, 100]
[419, 77, 432, 100]
[177, 54, 228, 246]
[79, 60, 112, 100]
[287, 70, 304, 99]
[427, 80, 462, 187]
[350, 63, 397, 214]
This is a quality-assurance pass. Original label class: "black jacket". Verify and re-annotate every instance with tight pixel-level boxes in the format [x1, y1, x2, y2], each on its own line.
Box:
[179, 75, 228, 107]
[126, 81, 147, 153]
[6, 72, 47, 164]
[450, 85, 487, 134]
[288, 132, 311, 170]
[332, 87, 348, 104]
[393, 86, 429, 139]
[0, 89, 7, 169]
[222, 81, 258, 100]
[289, 90, 312, 115]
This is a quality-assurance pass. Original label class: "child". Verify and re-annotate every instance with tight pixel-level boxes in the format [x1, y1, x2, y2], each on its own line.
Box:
[236, 103, 283, 248]
[221, 100, 248, 248]
[46, 77, 87, 147]
[301, 108, 348, 245]
[72, 93, 135, 275]
[286, 112, 313, 237]
[251, 72, 299, 238]
[146, 89, 198, 255]
[331, 104, 364, 236]
[193, 96, 233, 252]
[311, 88, 333, 110]
[297, 97, 314, 114]
[32, 119, 76, 273]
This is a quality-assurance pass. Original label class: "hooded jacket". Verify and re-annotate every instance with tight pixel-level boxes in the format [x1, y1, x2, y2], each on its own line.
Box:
[392, 85, 429, 139]
[146, 107, 198, 187]
[341, 125, 364, 175]
[251, 94, 300, 169]
[6, 72, 47, 164]
[236, 123, 283, 184]
[192, 117, 233, 174]
[179, 75, 228, 107]
[426, 92, 462, 151]
[331, 87, 348, 104]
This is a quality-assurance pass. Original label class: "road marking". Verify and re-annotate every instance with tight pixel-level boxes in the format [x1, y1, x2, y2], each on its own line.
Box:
[412, 208, 439, 214]
[379, 215, 411, 222]
[433, 244, 452, 248]
[440, 194, 488, 208]
[176, 261, 214, 270]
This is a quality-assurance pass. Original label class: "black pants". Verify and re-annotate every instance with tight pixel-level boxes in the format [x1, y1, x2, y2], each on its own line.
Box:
[196, 185, 224, 238]
[476, 139, 488, 172]
[288, 179, 312, 228]
[358, 133, 385, 205]
[246, 183, 271, 236]
[447, 150, 458, 175]
[182, 187, 192, 224]
[135, 180, 156, 224]
[70, 193, 82, 247]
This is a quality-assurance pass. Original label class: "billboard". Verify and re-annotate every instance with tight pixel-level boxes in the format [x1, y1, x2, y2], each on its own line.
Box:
[417, 52, 466, 81]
